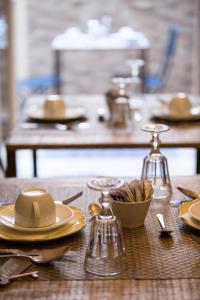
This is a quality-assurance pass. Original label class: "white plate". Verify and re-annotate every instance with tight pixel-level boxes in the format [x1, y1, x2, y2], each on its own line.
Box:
[189, 202, 200, 222]
[152, 106, 200, 121]
[179, 199, 200, 231]
[0, 206, 87, 242]
[0, 204, 73, 233]
[26, 105, 86, 121]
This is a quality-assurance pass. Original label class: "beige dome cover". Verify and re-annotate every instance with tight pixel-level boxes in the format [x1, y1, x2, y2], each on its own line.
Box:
[169, 93, 191, 117]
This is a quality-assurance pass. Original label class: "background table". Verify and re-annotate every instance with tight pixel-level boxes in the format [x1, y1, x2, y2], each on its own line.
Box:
[0, 175, 199, 299]
[5, 94, 200, 177]
[51, 31, 150, 94]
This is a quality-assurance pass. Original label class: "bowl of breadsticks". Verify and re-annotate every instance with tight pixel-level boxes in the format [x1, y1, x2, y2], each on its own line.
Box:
[110, 179, 153, 228]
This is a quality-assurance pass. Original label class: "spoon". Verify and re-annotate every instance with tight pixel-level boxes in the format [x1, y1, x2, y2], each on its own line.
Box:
[156, 213, 173, 236]
[88, 203, 102, 220]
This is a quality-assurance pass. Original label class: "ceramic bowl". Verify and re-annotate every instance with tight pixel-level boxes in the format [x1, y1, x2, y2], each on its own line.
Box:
[111, 198, 152, 228]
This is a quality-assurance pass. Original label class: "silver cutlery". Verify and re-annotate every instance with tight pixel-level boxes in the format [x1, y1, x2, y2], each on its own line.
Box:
[177, 186, 200, 199]
[0, 190, 83, 207]
[0, 271, 38, 286]
[156, 213, 173, 235]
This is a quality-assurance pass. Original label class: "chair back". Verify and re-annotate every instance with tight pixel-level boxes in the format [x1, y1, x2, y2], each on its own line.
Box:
[160, 26, 180, 87]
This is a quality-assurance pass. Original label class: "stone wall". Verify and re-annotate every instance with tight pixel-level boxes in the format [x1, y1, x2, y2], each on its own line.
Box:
[26, 0, 198, 94]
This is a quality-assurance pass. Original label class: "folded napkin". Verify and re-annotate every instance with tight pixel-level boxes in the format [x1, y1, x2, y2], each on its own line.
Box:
[110, 179, 153, 202]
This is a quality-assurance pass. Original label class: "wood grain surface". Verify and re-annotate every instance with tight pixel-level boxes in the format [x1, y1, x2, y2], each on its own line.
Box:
[5, 94, 200, 176]
[0, 176, 199, 299]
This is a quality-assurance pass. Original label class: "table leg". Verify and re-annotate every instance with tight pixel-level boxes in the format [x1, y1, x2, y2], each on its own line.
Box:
[6, 148, 16, 177]
[33, 150, 37, 177]
[196, 149, 200, 174]
[54, 50, 61, 94]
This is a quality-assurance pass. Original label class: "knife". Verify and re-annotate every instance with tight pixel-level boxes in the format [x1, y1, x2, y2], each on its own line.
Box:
[62, 191, 83, 205]
[177, 186, 200, 199]
[0, 257, 32, 279]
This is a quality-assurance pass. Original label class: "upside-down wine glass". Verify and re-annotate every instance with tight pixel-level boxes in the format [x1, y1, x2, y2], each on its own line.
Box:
[141, 124, 172, 200]
[109, 76, 132, 130]
[126, 59, 144, 122]
[84, 176, 127, 276]
[126, 59, 144, 96]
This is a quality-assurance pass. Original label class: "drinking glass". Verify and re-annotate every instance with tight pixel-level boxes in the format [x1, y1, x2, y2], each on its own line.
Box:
[84, 176, 127, 276]
[141, 124, 172, 200]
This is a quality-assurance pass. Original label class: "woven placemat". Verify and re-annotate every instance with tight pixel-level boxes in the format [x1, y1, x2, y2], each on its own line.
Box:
[0, 183, 200, 280]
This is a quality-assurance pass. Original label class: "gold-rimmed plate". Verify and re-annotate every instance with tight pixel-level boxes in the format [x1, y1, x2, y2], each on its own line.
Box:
[0, 204, 73, 233]
[189, 202, 200, 222]
[179, 198, 200, 230]
[0, 206, 87, 242]
[152, 106, 200, 122]
[26, 105, 86, 122]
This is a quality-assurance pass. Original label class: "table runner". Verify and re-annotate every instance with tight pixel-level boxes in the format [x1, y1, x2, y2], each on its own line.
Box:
[0, 181, 199, 280]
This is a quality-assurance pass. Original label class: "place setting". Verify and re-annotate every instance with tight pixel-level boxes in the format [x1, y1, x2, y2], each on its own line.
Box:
[169, 178, 200, 233]
[25, 94, 87, 124]
[151, 92, 200, 122]
[176, 186, 200, 231]
[0, 187, 87, 242]
[0, 186, 88, 286]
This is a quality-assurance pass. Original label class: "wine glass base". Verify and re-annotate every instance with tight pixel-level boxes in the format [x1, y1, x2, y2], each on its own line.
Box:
[84, 256, 127, 276]
[87, 176, 124, 191]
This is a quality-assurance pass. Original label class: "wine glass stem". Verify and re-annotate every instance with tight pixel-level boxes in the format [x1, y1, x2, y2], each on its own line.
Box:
[150, 133, 161, 154]
[99, 191, 113, 218]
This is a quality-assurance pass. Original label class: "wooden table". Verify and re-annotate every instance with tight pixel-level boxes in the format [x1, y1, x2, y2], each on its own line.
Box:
[0, 175, 199, 300]
[5, 94, 200, 177]
[51, 31, 150, 94]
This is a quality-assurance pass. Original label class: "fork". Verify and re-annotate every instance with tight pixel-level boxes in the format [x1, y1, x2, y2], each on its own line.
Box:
[0, 271, 38, 286]
[177, 187, 200, 199]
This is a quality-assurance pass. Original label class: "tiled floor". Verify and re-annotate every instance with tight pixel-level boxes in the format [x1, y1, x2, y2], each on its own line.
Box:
[16, 148, 196, 178]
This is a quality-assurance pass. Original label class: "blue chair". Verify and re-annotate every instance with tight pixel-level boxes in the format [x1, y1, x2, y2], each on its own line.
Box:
[144, 26, 180, 92]
[17, 74, 62, 107]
